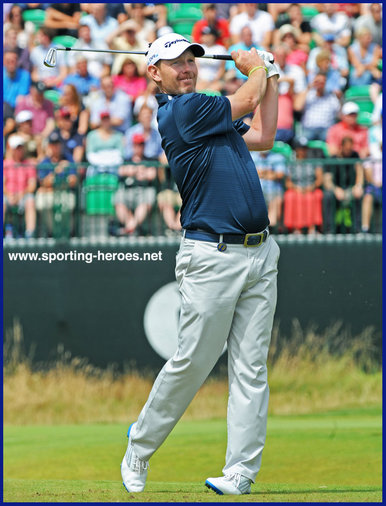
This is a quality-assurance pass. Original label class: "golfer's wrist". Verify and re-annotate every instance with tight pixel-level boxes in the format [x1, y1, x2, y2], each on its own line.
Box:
[248, 65, 268, 78]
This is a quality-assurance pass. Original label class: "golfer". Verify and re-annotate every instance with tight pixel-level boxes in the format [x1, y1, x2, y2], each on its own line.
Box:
[121, 32, 280, 496]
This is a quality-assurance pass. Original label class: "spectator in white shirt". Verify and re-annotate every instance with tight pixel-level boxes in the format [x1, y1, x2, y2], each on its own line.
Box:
[80, 3, 118, 44]
[311, 4, 352, 48]
[230, 4, 275, 50]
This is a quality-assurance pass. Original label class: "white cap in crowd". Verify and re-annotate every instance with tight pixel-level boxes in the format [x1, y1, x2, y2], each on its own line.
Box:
[341, 102, 360, 115]
[15, 110, 34, 123]
[8, 135, 25, 149]
[146, 32, 205, 66]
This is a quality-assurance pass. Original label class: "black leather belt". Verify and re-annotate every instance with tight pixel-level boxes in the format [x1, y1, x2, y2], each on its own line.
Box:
[184, 228, 269, 247]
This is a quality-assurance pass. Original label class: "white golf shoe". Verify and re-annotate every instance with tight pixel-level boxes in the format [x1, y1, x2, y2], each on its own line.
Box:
[205, 473, 252, 495]
[121, 423, 149, 493]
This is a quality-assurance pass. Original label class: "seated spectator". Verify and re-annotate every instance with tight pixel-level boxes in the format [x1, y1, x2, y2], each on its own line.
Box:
[157, 181, 182, 233]
[11, 110, 41, 160]
[30, 27, 67, 89]
[112, 57, 147, 102]
[347, 26, 382, 87]
[354, 3, 382, 46]
[196, 26, 227, 92]
[106, 20, 148, 76]
[4, 26, 31, 72]
[44, 3, 82, 36]
[68, 24, 112, 79]
[307, 49, 346, 96]
[125, 104, 164, 162]
[52, 107, 85, 164]
[59, 84, 90, 136]
[225, 26, 262, 81]
[311, 3, 352, 48]
[326, 101, 370, 158]
[106, 3, 128, 24]
[250, 150, 287, 233]
[88, 76, 132, 134]
[3, 49, 30, 111]
[274, 43, 307, 143]
[4, 102, 16, 143]
[62, 55, 100, 97]
[278, 24, 308, 71]
[307, 33, 349, 85]
[125, 3, 157, 43]
[79, 3, 118, 44]
[36, 131, 78, 238]
[133, 81, 160, 127]
[3, 136, 37, 239]
[230, 3, 274, 49]
[294, 73, 340, 141]
[361, 121, 382, 233]
[283, 137, 324, 235]
[15, 81, 55, 139]
[86, 111, 125, 168]
[4, 4, 35, 50]
[221, 69, 244, 98]
[114, 134, 158, 236]
[323, 137, 364, 233]
[274, 3, 312, 50]
[192, 3, 230, 48]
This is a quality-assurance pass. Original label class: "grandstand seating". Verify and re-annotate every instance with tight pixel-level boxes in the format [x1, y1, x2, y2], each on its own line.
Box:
[52, 35, 77, 48]
[43, 89, 61, 106]
[166, 3, 202, 38]
[307, 140, 329, 157]
[357, 111, 373, 127]
[344, 85, 374, 114]
[84, 174, 119, 215]
[271, 141, 293, 161]
[22, 8, 46, 29]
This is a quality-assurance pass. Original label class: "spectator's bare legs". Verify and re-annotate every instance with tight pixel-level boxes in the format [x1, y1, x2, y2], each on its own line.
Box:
[115, 203, 137, 233]
[24, 197, 36, 235]
[133, 203, 152, 228]
[159, 202, 181, 231]
[361, 193, 374, 231]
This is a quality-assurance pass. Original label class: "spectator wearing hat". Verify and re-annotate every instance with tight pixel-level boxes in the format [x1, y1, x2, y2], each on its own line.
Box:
[30, 27, 67, 89]
[307, 33, 349, 83]
[112, 57, 147, 102]
[51, 108, 85, 164]
[347, 26, 382, 87]
[225, 26, 263, 81]
[294, 73, 340, 142]
[311, 4, 352, 48]
[307, 49, 345, 96]
[230, 3, 274, 49]
[278, 24, 308, 71]
[59, 83, 90, 136]
[274, 3, 312, 50]
[80, 3, 118, 44]
[36, 131, 78, 238]
[106, 19, 148, 76]
[196, 26, 228, 91]
[4, 26, 31, 72]
[326, 102, 370, 158]
[124, 104, 164, 162]
[15, 81, 55, 138]
[114, 133, 159, 236]
[62, 55, 100, 97]
[354, 3, 382, 46]
[3, 49, 30, 110]
[88, 76, 132, 134]
[283, 137, 324, 235]
[192, 4, 230, 48]
[3, 136, 37, 239]
[10, 110, 41, 160]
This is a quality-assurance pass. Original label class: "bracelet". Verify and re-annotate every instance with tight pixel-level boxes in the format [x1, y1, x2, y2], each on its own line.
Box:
[248, 65, 268, 78]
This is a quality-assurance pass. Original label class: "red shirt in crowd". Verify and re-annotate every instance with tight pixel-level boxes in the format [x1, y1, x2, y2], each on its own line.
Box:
[326, 121, 369, 158]
[15, 95, 54, 135]
[3, 159, 37, 195]
[192, 18, 230, 47]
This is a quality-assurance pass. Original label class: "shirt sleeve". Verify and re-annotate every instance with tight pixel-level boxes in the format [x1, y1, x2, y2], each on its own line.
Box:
[173, 94, 233, 143]
[232, 119, 250, 136]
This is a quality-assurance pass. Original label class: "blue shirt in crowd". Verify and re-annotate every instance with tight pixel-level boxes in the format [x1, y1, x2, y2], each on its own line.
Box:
[156, 93, 269, 234]
[3, 67, 30, 108]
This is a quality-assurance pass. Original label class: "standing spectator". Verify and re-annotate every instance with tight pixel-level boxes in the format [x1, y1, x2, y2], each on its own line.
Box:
[192, 3, 230, 48]
[112, 57, 147, 102]
[3, 136, 37, 239]
[52, 107, 85, 164]
[44, 3, 82, 36]
[125, 104, 163, 162]
[62, 55, 100, 97]
[283, 137, 324, 235]
[79, 3, 118, 44]
[196, 26, 227, 92]
[294, 73, 340, 142]
[278, 24, 308, 71]
[88, 76, 132, 134]
[311, 3, 352, 47]
[114, 134, 158, 236]
[307, 50, 346, 96]
[3, 49, 30, 110]
[225, 26, 262, 80]
[250, 150, 287, 233]
[361, 122, 382, 233]
[307, 34, 349, 85]
[68, 24, 112, 79]
[30, 27, 67, 89]
[230, 3, 274, 50]
[106, 20, 148, 76]
[4, 4, 35, 49]
[15, 81, 55, 138]
[347, 26, 382, 87]
[323, 137, 364, 233]
[59, 84, 90, 136]
[326, 102, 370, 158]
[354, 3, 382, 46]
[4, 26, 31, 72]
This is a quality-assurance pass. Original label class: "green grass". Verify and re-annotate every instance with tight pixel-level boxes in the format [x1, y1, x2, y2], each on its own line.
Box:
[4, 410, 382, 502]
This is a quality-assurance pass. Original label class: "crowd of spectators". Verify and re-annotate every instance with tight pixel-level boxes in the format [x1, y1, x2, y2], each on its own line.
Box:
[3, 2, 383, 239]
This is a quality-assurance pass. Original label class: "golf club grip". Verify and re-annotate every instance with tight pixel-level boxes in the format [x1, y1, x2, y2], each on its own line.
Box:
[204, 54, 233, 61]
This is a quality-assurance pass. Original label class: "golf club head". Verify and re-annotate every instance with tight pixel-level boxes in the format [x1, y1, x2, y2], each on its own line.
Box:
[44, 47, 57, 68]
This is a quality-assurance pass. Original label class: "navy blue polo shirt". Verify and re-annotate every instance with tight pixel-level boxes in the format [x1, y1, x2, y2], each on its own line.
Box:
[156, 92, 269, 234]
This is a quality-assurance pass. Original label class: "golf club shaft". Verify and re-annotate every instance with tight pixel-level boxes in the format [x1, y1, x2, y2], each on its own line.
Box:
[53, 46, 233, 61]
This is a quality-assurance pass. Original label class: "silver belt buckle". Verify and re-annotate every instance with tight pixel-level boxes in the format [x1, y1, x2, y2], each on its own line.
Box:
[244, 232, 264, 247]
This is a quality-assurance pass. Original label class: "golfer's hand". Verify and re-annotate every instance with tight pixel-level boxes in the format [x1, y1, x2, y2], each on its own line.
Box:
[231, 48, 266, 78]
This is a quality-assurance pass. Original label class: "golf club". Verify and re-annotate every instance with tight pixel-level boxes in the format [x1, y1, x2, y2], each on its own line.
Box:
[43, 46, 274, 68]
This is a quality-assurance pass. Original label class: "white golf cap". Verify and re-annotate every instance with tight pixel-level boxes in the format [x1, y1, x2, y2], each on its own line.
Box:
[8, 135, 25, 149]
[146, 32, 205, 66]
[15, 110, 33, 123]
[341, 101, 359, 115]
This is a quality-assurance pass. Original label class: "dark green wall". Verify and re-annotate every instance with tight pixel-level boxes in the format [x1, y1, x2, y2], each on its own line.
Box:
[3, 236, 381, 371]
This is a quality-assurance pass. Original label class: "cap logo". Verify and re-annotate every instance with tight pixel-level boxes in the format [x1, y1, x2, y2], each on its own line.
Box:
[148, 53, 159, 64]
[164, 38, 189, 48]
